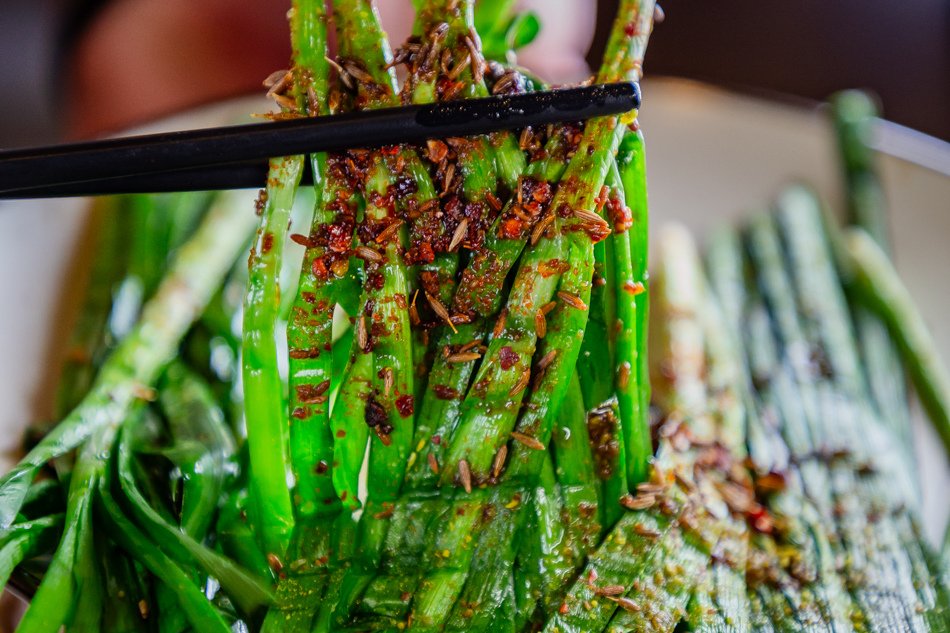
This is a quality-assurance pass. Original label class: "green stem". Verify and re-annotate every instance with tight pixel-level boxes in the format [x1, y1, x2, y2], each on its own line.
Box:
[832, 89, 912, 455]
[159, 362, 235, 539]
[616, 130, 652, 486]
[285, 0, 348, 524]
[606, 157, 645, 486]
[98, 439, 233, 633]
[15, 421, 116, 633]
[844, 227, 950, 456]
[0, 192, 255, 529]
[774, 186, 866, 398]
[242, 155, 304, 560]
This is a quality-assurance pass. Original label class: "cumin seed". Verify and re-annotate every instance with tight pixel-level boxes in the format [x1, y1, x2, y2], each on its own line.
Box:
[617, 362, 631, 389]
[491, 444, 507, 478]
[356, 245, 383, 262]
[427, 139, 449, 163]
[469, 51, 483, 85]
[375, 220, 404, 244]
[442, 80, 464, 101]
[557, 291, 588, 311]
[263, 69, 290, 88]
[493, 309, 507, 338]
[620, 494, 656, 511]
[610, 596, 641, 613]
[510, 204, 532, 222]
[596, 585, 625, 597]
[535, 310, 547, 339]
[486, 191, 502, 212]
[510, 431, 544, 451]
[325, 56, 353, 90]
[409, 290, 421, 325]
[425, 291, 457, 333]
[441, 163, 456, 196]
[458, 339, 481, 354]
[492, 72, 515, 95]
[446, 351, 481, 364]
[537, 349, 558, 371]
[509, 368, 531, 397]
[449, 218, 469, 252]
[458, 459, 472, 493]
[272, 94, 298, 112]
[531, 213, 554, 245]
[343, 61, 374, 83]
[357, 315, 368, 351]
[448, 54, 471, 80]
[519, 127, 534, 151]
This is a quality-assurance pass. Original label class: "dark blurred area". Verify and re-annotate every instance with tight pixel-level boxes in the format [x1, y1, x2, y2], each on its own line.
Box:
[590, 0, 950, 141]
[1, 0, 59, 148]
[1, 0, 948, 148]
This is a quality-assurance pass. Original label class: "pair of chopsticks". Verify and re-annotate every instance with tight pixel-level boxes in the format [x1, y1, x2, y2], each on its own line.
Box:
[0, 83, 639, 199]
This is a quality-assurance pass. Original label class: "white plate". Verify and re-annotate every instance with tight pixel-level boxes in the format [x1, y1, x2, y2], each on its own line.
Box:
[0, 78, 947, 542]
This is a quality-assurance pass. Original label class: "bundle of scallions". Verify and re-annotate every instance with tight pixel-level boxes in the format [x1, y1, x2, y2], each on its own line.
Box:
[1, 1, 948, 631]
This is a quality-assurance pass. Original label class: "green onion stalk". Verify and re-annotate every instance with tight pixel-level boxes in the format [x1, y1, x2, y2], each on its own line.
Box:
[402, 0, 526, 495]
[0, 192, 256, 530]
[543, 225, 718, 632]
[831, 91, 912, 455]
[404, 1, 658, 628]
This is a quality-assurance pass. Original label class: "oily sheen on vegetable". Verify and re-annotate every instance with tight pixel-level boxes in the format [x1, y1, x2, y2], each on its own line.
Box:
[1, 1, 948, 631]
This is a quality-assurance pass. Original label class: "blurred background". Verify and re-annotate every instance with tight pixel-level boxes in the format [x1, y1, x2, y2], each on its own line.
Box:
[0, 0, 947, 148]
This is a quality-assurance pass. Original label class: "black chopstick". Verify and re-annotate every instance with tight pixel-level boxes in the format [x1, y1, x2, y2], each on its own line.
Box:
[0, 82, 639, 199]
[3, 162, 278, 198]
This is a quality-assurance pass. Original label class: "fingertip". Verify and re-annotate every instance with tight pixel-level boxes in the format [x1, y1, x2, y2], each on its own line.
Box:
[514, 0, 596, 83]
